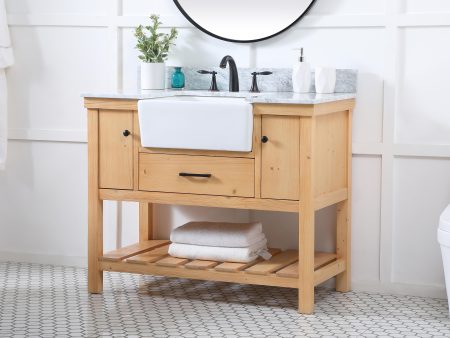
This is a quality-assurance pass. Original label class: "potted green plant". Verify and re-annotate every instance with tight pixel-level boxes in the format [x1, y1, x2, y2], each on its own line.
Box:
[135, 15, 178, 90]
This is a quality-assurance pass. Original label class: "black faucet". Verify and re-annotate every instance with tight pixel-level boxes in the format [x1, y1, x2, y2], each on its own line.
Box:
[220, 55, 239, 92]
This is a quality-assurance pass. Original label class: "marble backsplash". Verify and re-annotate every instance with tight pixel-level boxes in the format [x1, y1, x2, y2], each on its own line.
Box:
[165, 67, 358, 93]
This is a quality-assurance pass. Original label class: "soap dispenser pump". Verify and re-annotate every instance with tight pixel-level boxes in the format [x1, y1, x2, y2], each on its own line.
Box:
[292, 48, 311, 93]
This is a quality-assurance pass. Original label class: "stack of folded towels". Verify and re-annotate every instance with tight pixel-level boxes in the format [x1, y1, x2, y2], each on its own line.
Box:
[168, 221, 269, 263]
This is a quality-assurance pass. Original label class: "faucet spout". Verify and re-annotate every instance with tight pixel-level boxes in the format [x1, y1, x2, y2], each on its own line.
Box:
[220, 55, 239, 92]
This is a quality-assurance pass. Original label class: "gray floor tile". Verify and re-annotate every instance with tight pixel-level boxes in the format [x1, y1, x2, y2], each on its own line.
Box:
[0, 261, 449, 337]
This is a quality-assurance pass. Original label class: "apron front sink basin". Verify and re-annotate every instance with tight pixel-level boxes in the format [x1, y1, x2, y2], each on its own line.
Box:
[138, 96, 253, 152]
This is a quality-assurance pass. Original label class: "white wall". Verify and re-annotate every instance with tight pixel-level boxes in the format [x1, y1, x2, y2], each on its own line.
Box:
[1, 0, 450, 298]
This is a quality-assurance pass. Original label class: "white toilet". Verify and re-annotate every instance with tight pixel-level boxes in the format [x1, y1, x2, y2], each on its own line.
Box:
[438, 204, 450, 315]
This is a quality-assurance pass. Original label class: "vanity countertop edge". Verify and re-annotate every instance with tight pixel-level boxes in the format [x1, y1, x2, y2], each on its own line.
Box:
[82, 90, 356, 106]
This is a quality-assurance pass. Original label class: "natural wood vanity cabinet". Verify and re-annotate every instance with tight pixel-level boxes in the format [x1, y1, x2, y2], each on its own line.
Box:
[84, 97, 354, 314]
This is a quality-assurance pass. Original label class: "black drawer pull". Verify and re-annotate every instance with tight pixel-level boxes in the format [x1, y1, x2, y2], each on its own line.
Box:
[179, 172, 212, 178]
[261, 135, 269, 143]
[123, 130, 131, 137]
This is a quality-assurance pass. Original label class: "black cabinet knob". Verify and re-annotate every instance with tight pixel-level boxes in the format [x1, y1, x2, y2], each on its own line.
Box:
[123, 130, 131, 137]
[261, 136, 269, 143]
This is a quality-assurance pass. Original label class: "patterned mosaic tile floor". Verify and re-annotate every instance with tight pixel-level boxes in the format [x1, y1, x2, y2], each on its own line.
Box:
[0, 262, 449, 338]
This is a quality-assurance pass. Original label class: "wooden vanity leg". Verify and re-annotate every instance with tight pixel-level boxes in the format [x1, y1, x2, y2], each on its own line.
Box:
[336, 108, 353, 292]
[88, 109, 103, 294]
[299, 204, 315, 314]
[298, 116, 315, 314]
[336, 199, 351, 292]
[139, 203, 153, 241]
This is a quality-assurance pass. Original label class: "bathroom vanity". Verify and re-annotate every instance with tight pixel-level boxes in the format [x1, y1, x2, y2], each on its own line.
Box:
[84, 90, 355, 314]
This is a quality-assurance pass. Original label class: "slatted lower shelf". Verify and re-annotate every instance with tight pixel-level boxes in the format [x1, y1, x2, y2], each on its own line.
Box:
[100, 240, 343, 289]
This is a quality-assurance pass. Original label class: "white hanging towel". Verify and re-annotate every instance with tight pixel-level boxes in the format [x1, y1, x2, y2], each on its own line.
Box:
[0, 0, 14, 170]
[170, 221, 264, 247]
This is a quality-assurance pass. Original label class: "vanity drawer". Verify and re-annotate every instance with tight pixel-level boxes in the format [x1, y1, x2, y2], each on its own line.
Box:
[139, 154, 254, 197]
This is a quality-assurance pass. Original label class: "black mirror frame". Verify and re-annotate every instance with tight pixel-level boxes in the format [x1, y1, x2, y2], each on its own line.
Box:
[173, 0, 317, 43]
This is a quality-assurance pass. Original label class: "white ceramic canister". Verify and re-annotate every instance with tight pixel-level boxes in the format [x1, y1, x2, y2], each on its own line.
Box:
[315, 67, 336, 94]
[140, 62, 166, 90]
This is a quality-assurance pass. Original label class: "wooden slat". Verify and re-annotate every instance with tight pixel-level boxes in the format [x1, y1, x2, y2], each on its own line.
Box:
[314, 259, 346, 286]
[276, 252, 337, 278]
[126, 245, 169, 264]
[215, 248, 281, 273]
[101, 261, 299, 289]
[101, 240, 169, 262]
[99, 189, 299, 213]
[156, 256, 189, 267]
[315, 252, 337, 269]
[185, 260, 219, 270]
[275, 262, 298, 279]
[245, 250, 298, 275]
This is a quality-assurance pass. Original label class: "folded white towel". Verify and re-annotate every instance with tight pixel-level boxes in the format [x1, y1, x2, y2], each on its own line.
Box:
[170, 221, 264, 247]
[168, 238, 268, 263]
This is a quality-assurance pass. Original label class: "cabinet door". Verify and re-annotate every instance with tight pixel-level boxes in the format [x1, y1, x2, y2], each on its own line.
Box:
[99, 110, 134, 189]
[261, 115, 300, 200]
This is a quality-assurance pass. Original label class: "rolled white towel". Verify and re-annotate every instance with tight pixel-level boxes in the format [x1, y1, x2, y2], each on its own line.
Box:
[170, 221, 263, 247]
[168, 238, 268, 263]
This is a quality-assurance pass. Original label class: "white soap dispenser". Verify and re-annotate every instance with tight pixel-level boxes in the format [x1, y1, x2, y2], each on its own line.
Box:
[292, 48, 311, 93]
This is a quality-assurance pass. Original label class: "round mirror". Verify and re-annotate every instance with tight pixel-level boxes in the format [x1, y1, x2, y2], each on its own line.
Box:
[173, 0, 316, 43]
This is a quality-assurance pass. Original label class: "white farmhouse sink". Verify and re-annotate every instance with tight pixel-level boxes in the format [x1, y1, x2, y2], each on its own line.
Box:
[138, 96, 253, 152]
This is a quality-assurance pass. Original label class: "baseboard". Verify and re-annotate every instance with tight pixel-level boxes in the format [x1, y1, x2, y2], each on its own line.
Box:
[0, 251, 86, 268]
[352, 280, 447, 299]
[0, 251, 447, 299]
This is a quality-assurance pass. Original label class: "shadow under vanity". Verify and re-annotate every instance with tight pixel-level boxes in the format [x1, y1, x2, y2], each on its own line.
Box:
[83, 68, 356, 314]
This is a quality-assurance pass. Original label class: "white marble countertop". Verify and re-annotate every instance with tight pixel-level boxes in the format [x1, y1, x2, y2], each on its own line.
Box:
[82, 90, 356, 105]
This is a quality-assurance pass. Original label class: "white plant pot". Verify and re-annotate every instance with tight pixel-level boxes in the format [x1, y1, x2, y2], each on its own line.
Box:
[315, 67, 336, 94]
[140, 62, 166, 90]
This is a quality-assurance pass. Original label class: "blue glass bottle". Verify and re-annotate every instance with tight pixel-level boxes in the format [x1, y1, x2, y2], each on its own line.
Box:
[171, 67, 185, 89]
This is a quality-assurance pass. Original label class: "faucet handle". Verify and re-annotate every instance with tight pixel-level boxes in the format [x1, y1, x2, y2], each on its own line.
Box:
[253, 71, 273, 76]
[250, 71, 273, 93]
[197, 70, 219, 92]
[198, 70, 215, 75]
